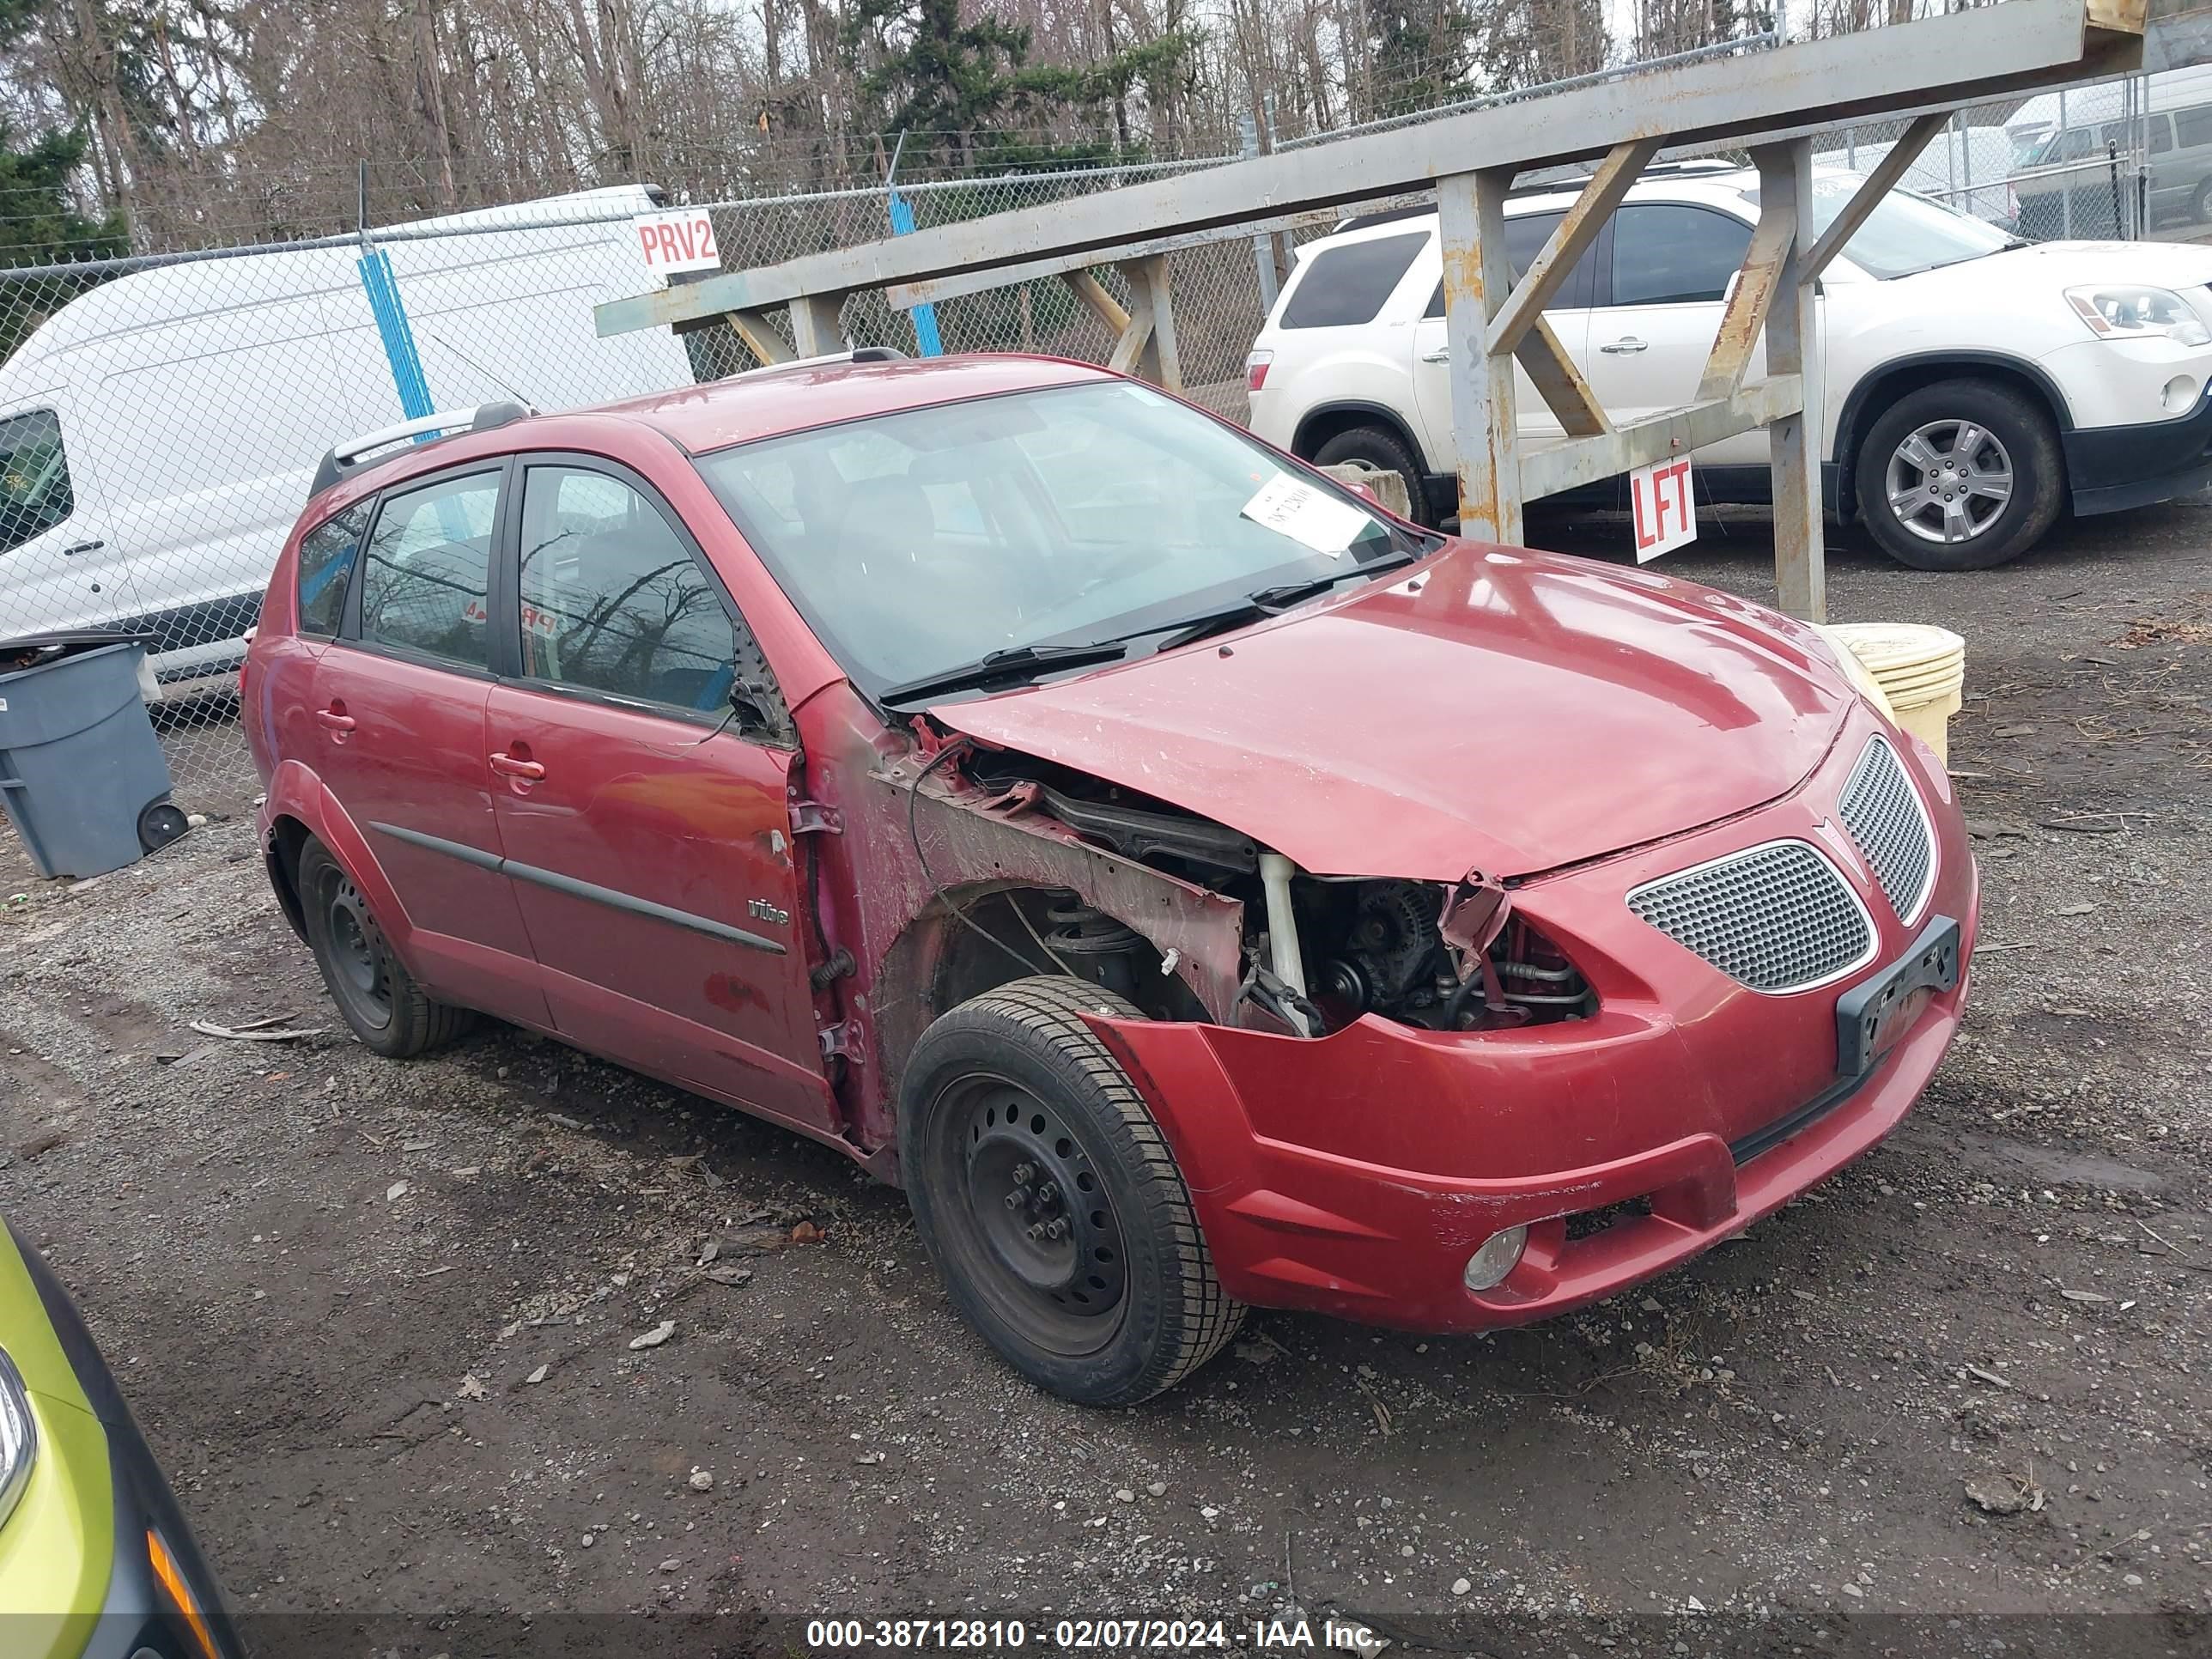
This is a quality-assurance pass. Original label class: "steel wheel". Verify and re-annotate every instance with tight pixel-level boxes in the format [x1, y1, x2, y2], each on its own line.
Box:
[924, 1071, 1128, 1357]
[1885, 419, 2014, 546]
[313, 863, 394, 1035]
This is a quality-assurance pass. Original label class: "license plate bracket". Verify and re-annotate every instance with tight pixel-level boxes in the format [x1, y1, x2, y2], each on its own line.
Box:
[1836, 915, 1961, 1078]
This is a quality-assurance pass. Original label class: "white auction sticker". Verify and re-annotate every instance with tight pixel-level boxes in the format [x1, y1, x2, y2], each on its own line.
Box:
[1629, 456, 1696, 561]
[631, 208, 720, 277]
[1241, 472, 1370, 556]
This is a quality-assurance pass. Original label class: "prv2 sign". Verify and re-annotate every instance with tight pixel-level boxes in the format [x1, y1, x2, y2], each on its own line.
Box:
[1631, 456, 1695, 562]
[632, 209, 720, 280]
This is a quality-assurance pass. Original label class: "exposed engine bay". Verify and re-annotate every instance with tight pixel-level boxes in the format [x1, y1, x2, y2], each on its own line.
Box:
[960, 750, 1596, 1037]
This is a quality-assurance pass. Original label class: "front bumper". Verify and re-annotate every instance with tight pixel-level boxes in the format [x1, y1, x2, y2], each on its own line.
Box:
[2065, 388, 2212, 516]
[1087, 708, 1978, 1334]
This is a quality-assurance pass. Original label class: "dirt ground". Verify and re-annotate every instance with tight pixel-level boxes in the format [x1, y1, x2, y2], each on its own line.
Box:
[2, 502, 2209, 1657]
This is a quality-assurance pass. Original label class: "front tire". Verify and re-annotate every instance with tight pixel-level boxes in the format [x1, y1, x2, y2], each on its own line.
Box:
[297, 837, 473, 1058]
[1311, 423, 1435, 527]
[1855, 377, 2063, 570]
[899, 976, 1243, 1405]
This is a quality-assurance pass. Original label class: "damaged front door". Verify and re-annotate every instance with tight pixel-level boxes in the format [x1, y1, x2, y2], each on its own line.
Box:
[485, 458, 834, 1133]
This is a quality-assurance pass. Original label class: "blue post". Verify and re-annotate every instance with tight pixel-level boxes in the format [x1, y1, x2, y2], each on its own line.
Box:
[884, 133, 943, 358]
[356, 243, 434, 420]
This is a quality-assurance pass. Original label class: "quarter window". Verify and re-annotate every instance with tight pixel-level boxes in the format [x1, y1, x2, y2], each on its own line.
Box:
[357, 471, 501, 668]
[1280, 232, 1428, 328]
[1609, 204, 1754, 307]
[0, 408, 72, 556]
[2176, 106, 2212, 149]
[514, 465, 745, 715]
[296, 503, 370, 636]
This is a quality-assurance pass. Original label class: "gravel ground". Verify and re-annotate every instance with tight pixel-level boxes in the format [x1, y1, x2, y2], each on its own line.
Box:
[1, 504, 2208, 1657]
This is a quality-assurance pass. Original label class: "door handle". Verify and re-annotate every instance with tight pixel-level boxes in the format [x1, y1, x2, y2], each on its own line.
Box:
[315, 708, 356, 734]
[62, 539, 105, 556]
[1419, 347, 1452, 363]
[489, 752, 546, 781]
[1599, 337, 1649, 355]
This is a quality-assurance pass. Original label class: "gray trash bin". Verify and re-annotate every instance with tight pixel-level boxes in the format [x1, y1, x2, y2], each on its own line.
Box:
[0, 635, 189, 880]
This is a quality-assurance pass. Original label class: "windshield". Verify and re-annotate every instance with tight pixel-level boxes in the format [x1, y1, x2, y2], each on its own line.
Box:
[695, 379, 1412, 700]
[1738, 174, 2013, 279]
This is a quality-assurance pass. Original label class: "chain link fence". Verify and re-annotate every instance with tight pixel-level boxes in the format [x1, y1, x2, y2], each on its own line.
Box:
[0, 60, 2197, 820]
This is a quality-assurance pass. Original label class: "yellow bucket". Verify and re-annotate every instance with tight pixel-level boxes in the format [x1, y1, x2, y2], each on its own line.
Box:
[1817, 623, 1966, 767]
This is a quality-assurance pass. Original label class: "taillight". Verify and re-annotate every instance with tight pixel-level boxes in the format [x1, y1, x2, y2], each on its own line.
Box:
[1246, 349, 1273, 392]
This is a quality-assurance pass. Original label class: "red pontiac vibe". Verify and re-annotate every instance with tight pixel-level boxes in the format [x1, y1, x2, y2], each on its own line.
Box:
[243, 353, 1976, 1405]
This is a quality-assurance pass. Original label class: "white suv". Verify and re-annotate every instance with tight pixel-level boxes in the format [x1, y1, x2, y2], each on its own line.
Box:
[1245, 161, 2212, 569]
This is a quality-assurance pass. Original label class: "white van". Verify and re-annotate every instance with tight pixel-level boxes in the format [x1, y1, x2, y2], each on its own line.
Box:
[0, 185, 696, 685]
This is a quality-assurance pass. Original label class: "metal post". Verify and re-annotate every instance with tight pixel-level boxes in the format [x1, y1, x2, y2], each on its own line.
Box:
[789, 293, 846, 356]
[1239, 115, 1279, 310]
[1756, 137, 1825, 623]
[2061, 88, 2075, 237]
[1437, 167, 1522, 544]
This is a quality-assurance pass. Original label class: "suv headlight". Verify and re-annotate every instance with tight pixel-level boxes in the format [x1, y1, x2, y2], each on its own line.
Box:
[0, 1348, 35, 1530]
[2064, 284, 2212, 347]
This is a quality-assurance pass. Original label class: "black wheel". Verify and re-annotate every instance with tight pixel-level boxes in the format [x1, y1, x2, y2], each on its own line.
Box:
[137, 800, 190, 854]
[1310, 424, 1435, 527]
[1855, 378, 2063, 570]
[296, 837, 472, 1058]
[899, 976, 1243, 1405]
[2192, 177, 2212, 228]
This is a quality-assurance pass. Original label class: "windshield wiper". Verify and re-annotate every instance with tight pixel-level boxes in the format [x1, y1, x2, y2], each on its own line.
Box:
[878, 641, 1132, 705]
[1147, 552, 1422, 652]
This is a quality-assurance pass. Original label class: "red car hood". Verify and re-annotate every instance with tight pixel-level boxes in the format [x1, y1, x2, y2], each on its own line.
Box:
[932, 543, 1856, 882]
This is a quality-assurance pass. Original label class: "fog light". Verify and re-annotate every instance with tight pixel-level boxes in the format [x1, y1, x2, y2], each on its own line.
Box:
[1462, 1225, 1528, 1292]
[2164, 374, 2200, 414]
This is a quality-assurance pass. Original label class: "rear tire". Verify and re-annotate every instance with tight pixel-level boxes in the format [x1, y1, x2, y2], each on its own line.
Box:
[297, 837, 473, 1059]
[1855, 378, 2063, 571]
[1311, 424, 1435, 527]
[900, 975, 1243, 1405]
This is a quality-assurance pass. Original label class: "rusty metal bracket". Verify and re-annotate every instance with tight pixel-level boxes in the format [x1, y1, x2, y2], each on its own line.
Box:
[790, 800, 843, 836]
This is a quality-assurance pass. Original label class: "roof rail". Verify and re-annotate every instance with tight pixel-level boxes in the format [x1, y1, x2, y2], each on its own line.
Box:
[736, 344, 909, 380]
[309, 401, 533, 500]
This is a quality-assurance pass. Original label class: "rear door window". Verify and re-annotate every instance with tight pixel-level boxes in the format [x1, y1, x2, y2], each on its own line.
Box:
[296, 501, 370, 636]
[1423, 210, 1601, 316]
[1609, 204, 1754, 307]
[0, 408, 72, 556]
[1279, 232, 1427, 328]
[2178, 106, 2212, 149]
[356, 469, 502, 669]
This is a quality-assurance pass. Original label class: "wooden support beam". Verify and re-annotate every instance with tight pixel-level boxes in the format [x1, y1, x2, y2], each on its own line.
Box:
[888, 208, 1339, 312]
[1798, 110, 1951, 283]
[1694, 187, 1796, 402]
[596, 0, 2137, 338]
[1064, 269, 1131, 336]
[1486, 137, 1661, 359]
[788, 292, 846, 356]
[1519, 375, 1803, 501]
[1437, 167, 1522, 544]
[726, 308, 793, 365]
[1516, 318, 1612, 439]
[1757, 137, 1826, 623]
[1117, 257, 1182, 392]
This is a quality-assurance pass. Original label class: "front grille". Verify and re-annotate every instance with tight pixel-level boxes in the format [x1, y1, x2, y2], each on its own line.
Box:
[1838, 736, 1935, 921]
[1627, 841, 1875, 994]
